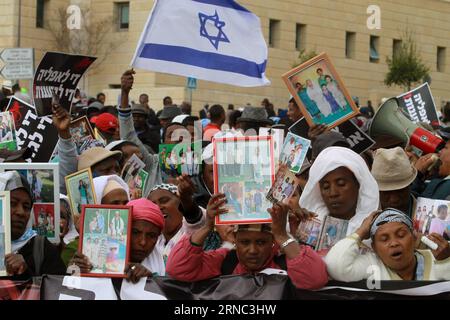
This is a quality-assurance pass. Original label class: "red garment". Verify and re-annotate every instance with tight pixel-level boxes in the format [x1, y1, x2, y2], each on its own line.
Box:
[166, 235, 329, 290]
[203, 123, 221, 141]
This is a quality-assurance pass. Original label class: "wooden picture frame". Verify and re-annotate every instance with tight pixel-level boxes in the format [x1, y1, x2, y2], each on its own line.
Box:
[282, 52, 359, 128]
[78, 204, 132, 278]
[212, 136, 275, 225]
[65, 168, 97, 218]
[0, 163, 60, 244]
[0, 191, 11, 276]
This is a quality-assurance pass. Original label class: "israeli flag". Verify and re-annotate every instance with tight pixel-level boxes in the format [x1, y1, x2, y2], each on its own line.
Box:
[131, 0, 270, 87]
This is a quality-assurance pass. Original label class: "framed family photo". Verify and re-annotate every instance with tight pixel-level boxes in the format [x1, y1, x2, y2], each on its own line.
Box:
[78, 205, 132, 277]
[213, 136, 275, 225]
[70, 116, 95, 153]
[0, 112, 17, 151]
[65, 168, 97, 218]
[0, 163, 60, 244]
[0, 191, 11, 276]
[159, 143, 202, 180]
[282, 52, 359, 128]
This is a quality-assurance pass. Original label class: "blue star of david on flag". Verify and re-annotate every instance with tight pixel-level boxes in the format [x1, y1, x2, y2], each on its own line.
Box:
[198, 11, 230, 50]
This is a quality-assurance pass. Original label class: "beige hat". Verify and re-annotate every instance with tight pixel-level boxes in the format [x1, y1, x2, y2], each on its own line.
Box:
[78, 147, 122, 171]
[371, 147, 417, 191]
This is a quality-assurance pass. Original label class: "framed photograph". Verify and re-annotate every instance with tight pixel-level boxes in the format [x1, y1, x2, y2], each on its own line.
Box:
[0, 112, 17, 151]
[282, 52, 359, 128]
[78, 205, 132, 277]
[317, 216, 349, 252]
[159, 142, 202, 179]
[415, 197, 450, 240]
[65, 168, 97, 218]
[0, 191, 11, 276]
[266, 165, 299, 204]
[213, 136, 275, 225]
[121, 154, 147, 199]
[280, 132, 310, 173]
[70, 116, 95, 153]
[94, 128, 107, 146]
[0, 163, 60, 244]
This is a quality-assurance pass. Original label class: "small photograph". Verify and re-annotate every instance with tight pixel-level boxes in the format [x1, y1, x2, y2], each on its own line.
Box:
[65, 169, 97, 217]
[266, 165, 299, 204]
[70, 116, 95, 153]
[159, 143, 201, 179]
[94, 128, 107, 146]
[26, 169, 55, 203]
[219, 182, 244, 219]
[317, 216, 349, 252]
[80, 205, 131, 277]
[0, 112, 17, 151]
[243, 181, 272, 218]
[295, 218, 322, 249]
[121, 154, 146, 182]
[280, 132, 310, 173]
[126, 169, 149, 199]
[32, 203, 55, 238]
[415, 198, 450, 240]
[282, 52, 359, 128]
[0, 191, 11, 276]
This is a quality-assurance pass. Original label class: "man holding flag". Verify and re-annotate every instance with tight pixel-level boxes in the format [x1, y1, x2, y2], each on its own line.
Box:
[131, 0, 270, 87]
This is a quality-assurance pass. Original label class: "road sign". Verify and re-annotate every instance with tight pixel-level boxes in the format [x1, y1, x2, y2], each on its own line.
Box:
[186, 77, 197, 90]
[0, 48, 34, 80]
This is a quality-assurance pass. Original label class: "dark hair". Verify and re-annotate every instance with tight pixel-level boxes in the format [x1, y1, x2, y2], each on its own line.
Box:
[289, 97, 298, 106]
[228, 110, 242, 128]
[316, 68, 323, 73]
[12, 83, 20, 92]
[228, 104, 234, 110]
[437, 204, 448, 212]
[162, 122, 185, 142]
[97, 92, 105, 99]
[163, 96, 173, 105]
[325, 75, 332, 80]
[100, 106, 118, 116]
[443, 102, 450, 122]
[209, 104, 225, 122]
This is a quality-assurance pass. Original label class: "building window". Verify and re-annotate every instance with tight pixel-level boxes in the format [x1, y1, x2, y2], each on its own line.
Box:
[437, 47, 446, 72]
[345, 32, 355, 59]
[370, 35, 379, 63]
[269, 19, 280, 48]
[116, 2, 130, 30]
[36, 0, 47, 28]
[393, 39, 402, 58]
[295, 24, 306, 51]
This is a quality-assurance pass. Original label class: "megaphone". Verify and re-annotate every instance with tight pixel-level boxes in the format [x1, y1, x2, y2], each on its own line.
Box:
[369, 97, 444, 154]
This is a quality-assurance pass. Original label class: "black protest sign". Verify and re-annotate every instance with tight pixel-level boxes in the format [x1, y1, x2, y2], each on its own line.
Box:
[6, 96, 58, 162]
[289, 117, 375, 156]
[33, 52, 96, 117]
[397, 83, 439, 127]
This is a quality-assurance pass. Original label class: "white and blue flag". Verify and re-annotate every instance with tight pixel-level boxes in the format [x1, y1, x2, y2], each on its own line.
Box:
[131, 0, 270, 87]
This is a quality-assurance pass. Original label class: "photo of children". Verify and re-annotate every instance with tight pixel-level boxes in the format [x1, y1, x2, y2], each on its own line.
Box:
[32, 203, 55, 238]
[0, 112, 17, 151]
[266, 165, 299, 204]
[81, 207, 130, 275]
[295, 218, 322, 248]
[279, 132, 310, 173]
[415, 198, 450, 240]
[283, 53, 358, 128]
[65, 169, 96, 217]
[70, 116, 95, 153]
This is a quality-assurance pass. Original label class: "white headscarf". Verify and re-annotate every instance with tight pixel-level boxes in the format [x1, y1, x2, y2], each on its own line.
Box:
[92, 175, 130, 204]
[60, 194, 79, 245]
[299, 147, 379, 235]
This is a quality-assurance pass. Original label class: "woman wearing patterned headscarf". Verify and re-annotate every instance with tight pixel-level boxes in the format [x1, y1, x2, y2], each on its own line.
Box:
[325, 208, 450, 281]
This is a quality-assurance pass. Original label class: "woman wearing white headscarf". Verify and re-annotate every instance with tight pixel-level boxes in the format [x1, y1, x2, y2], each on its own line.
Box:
[93, 175, 130, 205]
[299, 147, 379, 236]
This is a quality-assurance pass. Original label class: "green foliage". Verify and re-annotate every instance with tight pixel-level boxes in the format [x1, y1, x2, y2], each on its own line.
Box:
[292, 49, 318, 67]
[384, 29, 429, 91]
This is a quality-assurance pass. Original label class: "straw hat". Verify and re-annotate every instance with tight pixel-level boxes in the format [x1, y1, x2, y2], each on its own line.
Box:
[78, 147, 122, 171]
[371, 147, 417, 191]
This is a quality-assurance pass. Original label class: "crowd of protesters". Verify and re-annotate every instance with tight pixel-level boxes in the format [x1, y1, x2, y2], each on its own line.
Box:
[1, 68, 450, 292]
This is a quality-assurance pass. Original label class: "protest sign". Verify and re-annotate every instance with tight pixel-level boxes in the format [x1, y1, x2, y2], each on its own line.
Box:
[397, 83, 439, 127]
[33, 52, 96, 117]
[289, 117, 375, 156]
[6, 96, 58, 162]
[213, 136, 274, 225]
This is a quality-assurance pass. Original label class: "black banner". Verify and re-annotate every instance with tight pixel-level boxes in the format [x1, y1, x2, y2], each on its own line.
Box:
[32, 52, 96, 117]
[6, 96, 58, 162]
[289, 118, 375, 156]
[397, 83, 439, 127]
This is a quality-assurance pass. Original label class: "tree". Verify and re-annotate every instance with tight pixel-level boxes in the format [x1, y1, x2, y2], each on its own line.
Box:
[48, 5, 124, 73]
[292, 49, 318, 67]
[384, 29, 429, 91]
